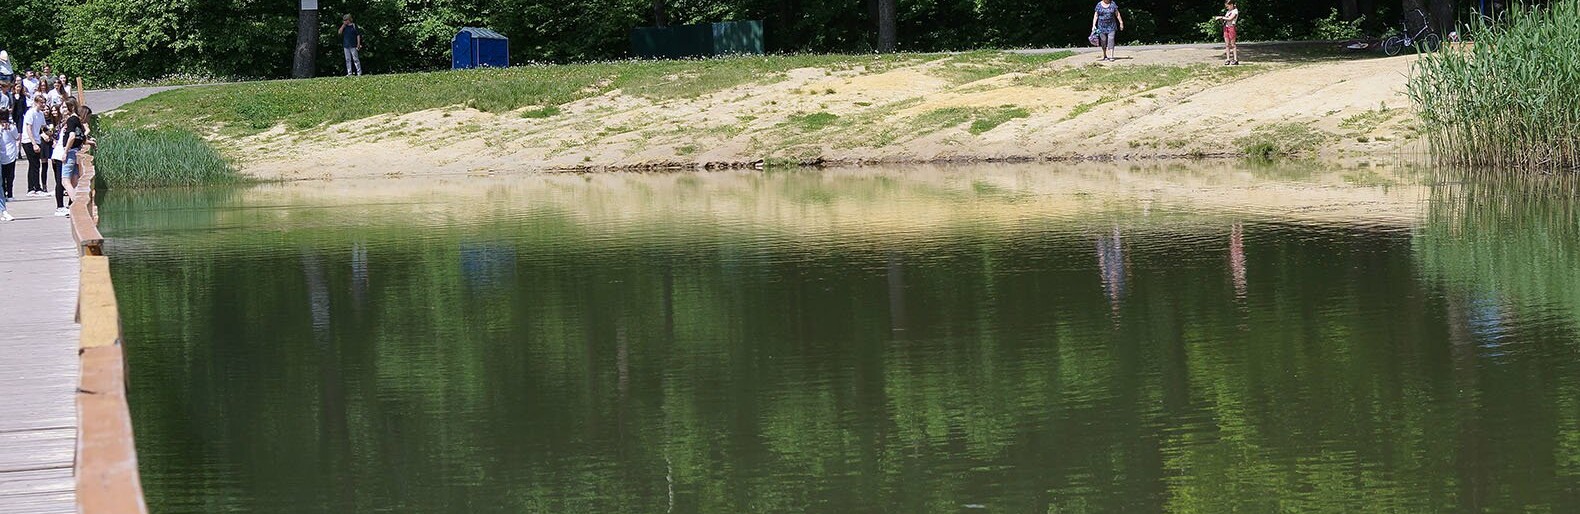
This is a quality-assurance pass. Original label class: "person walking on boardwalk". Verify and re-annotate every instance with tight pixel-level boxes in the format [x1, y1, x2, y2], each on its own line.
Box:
[1214, 1, 1241, 65]
[21, 94, 47, 197]
[0, 84, 14, 199]
[339, 14, 365, 76]
[1091, 0, 1125, 62]
[0, 107, 17, 220]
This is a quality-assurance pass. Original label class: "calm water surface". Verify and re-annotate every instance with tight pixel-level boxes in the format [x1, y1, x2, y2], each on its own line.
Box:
[102, 164, 1580, 512]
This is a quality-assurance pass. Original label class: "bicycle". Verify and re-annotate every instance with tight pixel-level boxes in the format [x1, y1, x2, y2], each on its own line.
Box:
[1382, 9, 1441, 56]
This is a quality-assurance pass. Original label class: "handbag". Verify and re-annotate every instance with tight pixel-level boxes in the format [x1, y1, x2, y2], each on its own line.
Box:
[50, 137, 66, 161]
[1088, 31, 1101, 46]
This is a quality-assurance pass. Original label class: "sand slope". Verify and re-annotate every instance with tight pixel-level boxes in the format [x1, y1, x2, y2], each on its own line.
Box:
[226, 47, 1422, 181]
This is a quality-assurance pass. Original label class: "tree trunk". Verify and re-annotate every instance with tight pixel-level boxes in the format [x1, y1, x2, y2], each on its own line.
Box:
[293, 7, 318, 78]
[1429, 0, 1455, 33]
[877, 0, 896, 52]
[653, 0, 667, 27]
[1342, 0, 1360, 20]
[1402, 0, 1427, 31]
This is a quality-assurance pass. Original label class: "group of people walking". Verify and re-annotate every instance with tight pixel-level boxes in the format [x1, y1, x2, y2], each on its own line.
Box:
[0, 52, 92, 223]
[1091, 0, 1241, 65]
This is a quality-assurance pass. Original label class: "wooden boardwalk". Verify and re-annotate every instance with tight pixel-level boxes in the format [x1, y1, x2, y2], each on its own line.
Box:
[0, 188, 82, 513]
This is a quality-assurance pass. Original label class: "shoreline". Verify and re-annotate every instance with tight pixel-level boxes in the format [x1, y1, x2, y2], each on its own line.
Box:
[105, 44, 1423, 183]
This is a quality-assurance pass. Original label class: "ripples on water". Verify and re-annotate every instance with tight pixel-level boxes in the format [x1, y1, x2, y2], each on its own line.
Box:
[101, 164, 1580, 513]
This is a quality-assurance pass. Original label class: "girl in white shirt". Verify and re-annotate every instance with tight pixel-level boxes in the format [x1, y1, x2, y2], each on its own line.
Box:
[45, 82, 64, 106]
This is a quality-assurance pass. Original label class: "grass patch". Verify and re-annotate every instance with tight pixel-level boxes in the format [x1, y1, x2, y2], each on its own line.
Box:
[1408, 0, 1580, 168]
[914, 108, 976, 130]
[968, 106, 1030, 134]
[1065, 102, 1098, 120]
[1339, 104, 1399, 131]
[1235, 123, 1333, 159]
[788, 112, 840, 131]
[932, 51, 1076, 84]
[94, 124, 241, 188]
[521, 106, 562, 118]
[113, 53, 936, 137]
[908, 105, 1031, 136]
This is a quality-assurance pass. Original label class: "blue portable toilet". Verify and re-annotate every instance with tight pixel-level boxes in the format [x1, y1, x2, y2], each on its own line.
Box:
[452, 28, 509, 69]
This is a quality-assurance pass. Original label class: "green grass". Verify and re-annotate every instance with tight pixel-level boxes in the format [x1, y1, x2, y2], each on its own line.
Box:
[913, 108, 977, 130]
[932, 51, 1075, 84]
[93, 124, 241, 188]
[903, 105, 1031, 136]
[1339, 104, 1399, 131]
[788, 112, 840, 131]
[1235, 123, 1333, 159]
[968, 106, 1030, 134]
[520, 106, 562, 119]
[114, 53, 936, 137]
[1408, 0, 1580, 169]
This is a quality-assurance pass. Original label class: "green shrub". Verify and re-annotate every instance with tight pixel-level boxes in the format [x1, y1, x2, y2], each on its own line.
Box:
[1310, 8, 1366, 40]
[1408, 0, 1580, 169]
[93, 125, 241, 188]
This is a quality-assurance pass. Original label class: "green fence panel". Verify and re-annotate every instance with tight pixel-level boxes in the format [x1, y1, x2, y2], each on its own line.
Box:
[631, 20, 763, 58]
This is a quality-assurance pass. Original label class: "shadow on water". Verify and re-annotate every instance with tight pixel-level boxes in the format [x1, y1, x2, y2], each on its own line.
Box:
[101, 163, 1580, 513]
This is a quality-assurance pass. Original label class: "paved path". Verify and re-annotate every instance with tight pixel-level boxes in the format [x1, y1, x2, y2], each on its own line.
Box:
[0, 187, 80, 513]
[1012, 41, 1226, 55]
[83, 86, 185, 113]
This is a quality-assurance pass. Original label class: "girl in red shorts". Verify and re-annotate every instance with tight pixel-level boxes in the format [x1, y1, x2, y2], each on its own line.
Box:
[1215, 1, 1240, 65]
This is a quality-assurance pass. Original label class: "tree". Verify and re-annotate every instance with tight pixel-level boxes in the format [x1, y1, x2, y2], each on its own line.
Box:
[877, 0, 896, 51]
[1403, 0, 1454, 34]
[1427, 0, 1454, 34]
[294, 4, 318, 78]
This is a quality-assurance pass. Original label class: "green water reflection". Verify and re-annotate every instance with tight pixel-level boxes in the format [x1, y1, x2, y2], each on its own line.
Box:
[103, 165, 1580, 513]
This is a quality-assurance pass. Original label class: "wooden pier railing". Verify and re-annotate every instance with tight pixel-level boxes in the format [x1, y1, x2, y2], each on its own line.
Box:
[70, 152, 149, 514]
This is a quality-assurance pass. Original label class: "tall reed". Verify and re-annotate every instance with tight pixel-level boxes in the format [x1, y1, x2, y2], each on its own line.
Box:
[1407, 0, 1580, 169]
[93, 125, 241, 188]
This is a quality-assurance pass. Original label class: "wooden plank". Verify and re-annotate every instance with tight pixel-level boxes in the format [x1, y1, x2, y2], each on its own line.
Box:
[77, 345, 148, 514]
[0, 157, 81, 514]
[79, 256, 119, 350]
[71, 205, 103, 255]
[0, 429, 77, 473]
[0, 467, 75, 496]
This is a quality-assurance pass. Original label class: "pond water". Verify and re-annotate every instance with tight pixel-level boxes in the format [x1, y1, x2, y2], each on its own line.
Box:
[103, 163, 1580, 513]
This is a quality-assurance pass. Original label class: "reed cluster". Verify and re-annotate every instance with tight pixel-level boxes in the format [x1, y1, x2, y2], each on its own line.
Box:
[93, 126, 240, 188]
[1407, 0, 1580, 169]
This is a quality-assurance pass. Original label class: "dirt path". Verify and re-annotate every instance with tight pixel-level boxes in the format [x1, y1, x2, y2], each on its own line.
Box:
[176, 44, 1422, 181]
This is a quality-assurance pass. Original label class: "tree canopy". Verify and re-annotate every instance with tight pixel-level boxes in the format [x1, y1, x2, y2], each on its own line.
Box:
[3, 0, 1474, 85]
